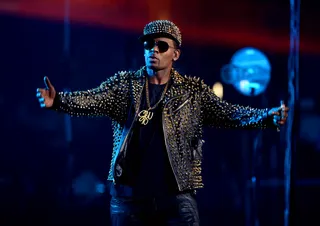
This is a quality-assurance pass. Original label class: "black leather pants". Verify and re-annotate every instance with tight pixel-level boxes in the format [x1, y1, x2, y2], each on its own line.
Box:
[110, 192, 200, 226]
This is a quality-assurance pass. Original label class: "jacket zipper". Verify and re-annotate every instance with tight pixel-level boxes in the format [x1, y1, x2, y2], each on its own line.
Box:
[162, 93, 190, 191]
[171, 98, 190, 115]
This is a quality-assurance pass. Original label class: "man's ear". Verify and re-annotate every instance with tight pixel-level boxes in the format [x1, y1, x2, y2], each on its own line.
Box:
[173, 49, 181, 62]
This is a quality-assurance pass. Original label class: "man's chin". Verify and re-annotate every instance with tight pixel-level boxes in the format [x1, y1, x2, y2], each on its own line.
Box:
[146, 64, 160, 71]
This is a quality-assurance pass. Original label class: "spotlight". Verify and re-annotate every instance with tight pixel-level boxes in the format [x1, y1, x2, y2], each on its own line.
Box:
[221, 47, 271, 96]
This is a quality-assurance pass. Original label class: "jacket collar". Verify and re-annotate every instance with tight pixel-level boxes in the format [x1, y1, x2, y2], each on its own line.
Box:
[133, 66, 185, 85]
[131, 66, 187, 113]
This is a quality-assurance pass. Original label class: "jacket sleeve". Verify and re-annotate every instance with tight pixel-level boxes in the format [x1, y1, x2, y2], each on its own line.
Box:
[50, 71, 130, 122]
[200, 83, 275, 129]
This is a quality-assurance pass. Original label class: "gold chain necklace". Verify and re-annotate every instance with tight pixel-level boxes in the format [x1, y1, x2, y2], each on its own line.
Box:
[138, 76, 170, 125]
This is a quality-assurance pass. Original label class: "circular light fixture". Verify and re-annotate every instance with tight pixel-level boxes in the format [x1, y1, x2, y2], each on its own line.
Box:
[221, 47, 271, 96]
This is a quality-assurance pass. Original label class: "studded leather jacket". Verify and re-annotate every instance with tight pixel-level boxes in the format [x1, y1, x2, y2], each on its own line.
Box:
[52, 67, 275, 192]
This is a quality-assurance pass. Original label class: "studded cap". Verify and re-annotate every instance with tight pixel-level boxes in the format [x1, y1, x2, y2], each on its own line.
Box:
[139, 20, 182, 47]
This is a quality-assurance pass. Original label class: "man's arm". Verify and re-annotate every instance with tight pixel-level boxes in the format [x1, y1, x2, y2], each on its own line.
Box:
[200, 83, 276, 129]
[50, 71, 130, 122]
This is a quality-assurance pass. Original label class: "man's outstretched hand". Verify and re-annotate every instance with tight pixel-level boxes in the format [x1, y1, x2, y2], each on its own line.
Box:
[36, 76, 56, 108]
[268, 101, 289, 128]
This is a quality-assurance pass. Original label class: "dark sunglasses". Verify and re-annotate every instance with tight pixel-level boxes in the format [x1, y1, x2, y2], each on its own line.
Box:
[143, 40, 175, 53]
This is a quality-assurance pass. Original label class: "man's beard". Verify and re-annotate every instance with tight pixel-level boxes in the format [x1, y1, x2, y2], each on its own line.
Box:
[146, 64, 161, 71]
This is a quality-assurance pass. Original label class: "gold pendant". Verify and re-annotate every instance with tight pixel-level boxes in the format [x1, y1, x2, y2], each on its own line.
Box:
[138, 110, 153, 125]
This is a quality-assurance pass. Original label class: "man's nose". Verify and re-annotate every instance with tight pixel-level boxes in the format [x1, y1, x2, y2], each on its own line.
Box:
[150, 44, 159, 52]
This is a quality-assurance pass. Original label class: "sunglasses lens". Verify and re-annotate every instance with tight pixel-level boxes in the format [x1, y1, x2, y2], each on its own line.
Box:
[144, 40, 155, 50]
[157, 41, 169, 53]
[143, 40, 170, 53]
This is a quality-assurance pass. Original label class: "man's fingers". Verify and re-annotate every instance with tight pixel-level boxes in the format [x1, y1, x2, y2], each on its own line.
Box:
[280, 106, 289, 112]
[38, 97, 45, 103]
[36, 88, 46, 98]
[272, 102, 289, 127]
[277, 105, 289, 111]
[44, 76, 53, 90]
[36, 88, 43, 97]
[273, 114, 287, 127]
[273, 115, 281, 121]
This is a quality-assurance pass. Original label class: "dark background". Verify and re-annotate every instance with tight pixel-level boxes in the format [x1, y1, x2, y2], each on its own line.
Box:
[0, 0, 319, 225]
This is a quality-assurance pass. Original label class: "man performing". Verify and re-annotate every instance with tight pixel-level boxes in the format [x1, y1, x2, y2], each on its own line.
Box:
[36, 20, 289, 226]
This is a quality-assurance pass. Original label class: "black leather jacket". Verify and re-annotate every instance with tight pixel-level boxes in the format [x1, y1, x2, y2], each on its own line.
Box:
[52, 67, 275, 192]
